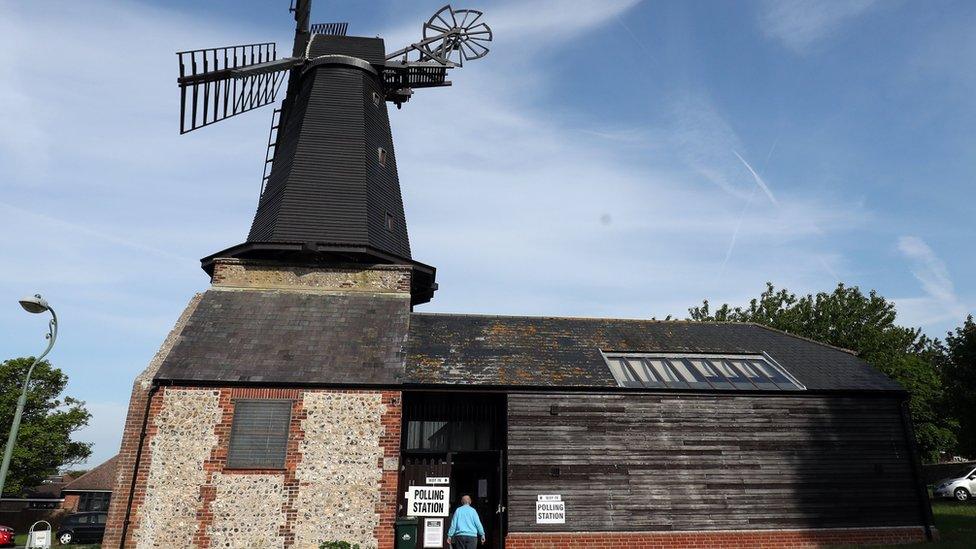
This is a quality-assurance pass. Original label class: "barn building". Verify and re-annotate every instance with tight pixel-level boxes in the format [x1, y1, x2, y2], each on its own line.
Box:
[103, 5, 934, 549]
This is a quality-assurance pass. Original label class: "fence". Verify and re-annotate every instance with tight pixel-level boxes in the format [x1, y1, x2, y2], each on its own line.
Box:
[922, 461, 976, 485]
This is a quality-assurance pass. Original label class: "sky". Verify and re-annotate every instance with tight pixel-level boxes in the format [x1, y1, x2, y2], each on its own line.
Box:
[0, 0, 973, 467]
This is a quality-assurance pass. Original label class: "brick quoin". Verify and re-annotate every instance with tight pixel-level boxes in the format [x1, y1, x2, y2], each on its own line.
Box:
[102, 384, 166, 548]
[375, 391, 402, 549]
[504, 527, 928, 548]
[105, 385, 402, 549]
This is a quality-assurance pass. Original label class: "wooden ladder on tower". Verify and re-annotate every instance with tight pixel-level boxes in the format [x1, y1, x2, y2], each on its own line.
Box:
[259, 107, 282, 198]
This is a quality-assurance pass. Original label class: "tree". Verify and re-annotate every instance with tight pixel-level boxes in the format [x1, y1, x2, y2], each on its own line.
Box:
[688, 283, 957, 462]
[941, 316, 976, 458]
[0, 358, 91, 496]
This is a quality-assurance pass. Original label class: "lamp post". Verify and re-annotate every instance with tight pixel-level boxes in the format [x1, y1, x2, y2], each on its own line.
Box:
[0, 295, 58, 498]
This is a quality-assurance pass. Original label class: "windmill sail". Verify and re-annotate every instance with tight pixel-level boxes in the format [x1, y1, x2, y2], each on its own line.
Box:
[177, 43, 299, 133]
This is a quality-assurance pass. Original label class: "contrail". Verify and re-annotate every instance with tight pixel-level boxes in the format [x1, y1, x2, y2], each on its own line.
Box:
[733, 150, 777, 205]
[720, 143, 774, 276]
[614, 13, 658, 64]
[817, 256, 840, 283]
[764, 138, 779, 166]
[722, 145, 844, 283]
[719, 185, 758, 277]
[0, 201, 191, 263]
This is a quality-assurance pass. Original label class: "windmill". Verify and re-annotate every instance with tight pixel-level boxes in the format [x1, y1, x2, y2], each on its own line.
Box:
[176, 3, 492, 132]
[175, 2, 492, 305]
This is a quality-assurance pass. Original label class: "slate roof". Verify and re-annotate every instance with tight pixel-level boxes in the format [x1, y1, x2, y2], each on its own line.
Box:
[404, 313, 903, 392]
[154, 290, 902, 393]
[24, 474, 74, 499]
[62, 455, 118, 493]
[155, 290, 409, 385]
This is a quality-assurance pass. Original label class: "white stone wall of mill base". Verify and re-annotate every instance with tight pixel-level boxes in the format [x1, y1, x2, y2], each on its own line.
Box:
[208, 474, 287, 548]
[134, 389, 221, 549]
[293, 392, 387, 549]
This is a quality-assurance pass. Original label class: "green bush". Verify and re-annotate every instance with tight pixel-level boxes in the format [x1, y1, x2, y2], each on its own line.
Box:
[320, 542, 361, 549]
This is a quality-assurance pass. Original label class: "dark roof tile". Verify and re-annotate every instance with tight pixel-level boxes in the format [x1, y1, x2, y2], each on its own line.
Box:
[404, 313, 902, 392]
[153, 292, 902, 393]
[155, 290, 410, 385]
[62, 455, 118, 493]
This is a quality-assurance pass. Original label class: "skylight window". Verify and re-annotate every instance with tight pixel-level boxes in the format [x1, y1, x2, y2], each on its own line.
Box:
[601, 352, 805, 391]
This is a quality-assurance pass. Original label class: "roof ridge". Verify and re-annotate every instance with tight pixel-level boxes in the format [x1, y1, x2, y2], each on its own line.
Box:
[410, 313, 860, 356]
[410, 311, 746, 324]
[62, 454, 118, 490]
[746, 323, 859, 356]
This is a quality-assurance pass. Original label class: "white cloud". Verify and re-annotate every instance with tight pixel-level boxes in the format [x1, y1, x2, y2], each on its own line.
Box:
[894, 236, 968, 327]
[383, 0, 642, 56]
[757, 0, 881, 54]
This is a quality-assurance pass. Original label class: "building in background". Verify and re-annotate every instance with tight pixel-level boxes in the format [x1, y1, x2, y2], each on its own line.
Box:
[0, 473, 72, 513]
[61, 455, 117, 513]
[103, 2, 934, 548]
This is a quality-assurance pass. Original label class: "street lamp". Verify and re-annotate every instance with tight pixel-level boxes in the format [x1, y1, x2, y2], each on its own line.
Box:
[0, 295, 58, 497]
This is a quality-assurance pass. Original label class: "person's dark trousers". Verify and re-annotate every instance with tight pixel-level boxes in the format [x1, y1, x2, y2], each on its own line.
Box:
[452, 535, 478, 549]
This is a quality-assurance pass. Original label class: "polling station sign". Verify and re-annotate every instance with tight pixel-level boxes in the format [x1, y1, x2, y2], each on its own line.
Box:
[406, 486, 451, 517]
[536, 495, 565, 524]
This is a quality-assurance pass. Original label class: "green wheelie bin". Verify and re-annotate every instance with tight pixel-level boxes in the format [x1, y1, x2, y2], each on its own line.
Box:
[395, 517, 418, 549]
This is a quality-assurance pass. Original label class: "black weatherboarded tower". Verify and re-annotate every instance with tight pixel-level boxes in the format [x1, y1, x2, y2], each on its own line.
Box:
[179, 2, 492, 305]
[104, 3, 935, 549]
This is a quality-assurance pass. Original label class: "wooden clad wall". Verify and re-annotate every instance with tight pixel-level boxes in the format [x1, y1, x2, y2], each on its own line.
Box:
[507, 393, 924, 532]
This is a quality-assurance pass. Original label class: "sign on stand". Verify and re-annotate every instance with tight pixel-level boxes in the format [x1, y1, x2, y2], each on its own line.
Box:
[406, 485, 451, 517]
[536, 495, 566, 524]
[27, 520, 52, 548]
[423, 517, 445, 547]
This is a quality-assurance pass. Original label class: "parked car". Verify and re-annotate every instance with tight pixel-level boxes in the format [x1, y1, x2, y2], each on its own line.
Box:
[56, 512, 107, 545]
[0, 525, 13, 547]
[933, 466, 976, 502]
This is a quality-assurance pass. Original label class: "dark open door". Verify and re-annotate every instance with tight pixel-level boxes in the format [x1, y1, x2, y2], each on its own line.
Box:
[401, 392, 507, 549]
[450, 452, 502, 549]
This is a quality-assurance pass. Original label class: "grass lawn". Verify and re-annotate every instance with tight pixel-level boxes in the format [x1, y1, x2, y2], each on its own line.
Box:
[840, 499, 976, 548]
[11, 533, 99, 548]
[916, 500, 976, 548]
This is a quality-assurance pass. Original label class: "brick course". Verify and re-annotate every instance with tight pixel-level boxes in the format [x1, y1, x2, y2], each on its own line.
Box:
[504, 527, 929, 548]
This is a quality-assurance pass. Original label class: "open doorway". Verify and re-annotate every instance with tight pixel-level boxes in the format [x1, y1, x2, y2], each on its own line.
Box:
[400, 392, 506, 549]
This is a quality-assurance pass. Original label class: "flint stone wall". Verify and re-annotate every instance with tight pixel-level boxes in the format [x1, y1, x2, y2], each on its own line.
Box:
[294, 392, 387, 548]
[123, 387, 393, 548]
[135, 389, 221, 549]
[208, 474, 287, 548]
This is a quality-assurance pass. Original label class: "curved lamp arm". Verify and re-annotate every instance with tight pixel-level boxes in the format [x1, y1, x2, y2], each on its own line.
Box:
[0, 299, 58, 497]
[22, 308, 58, 389]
